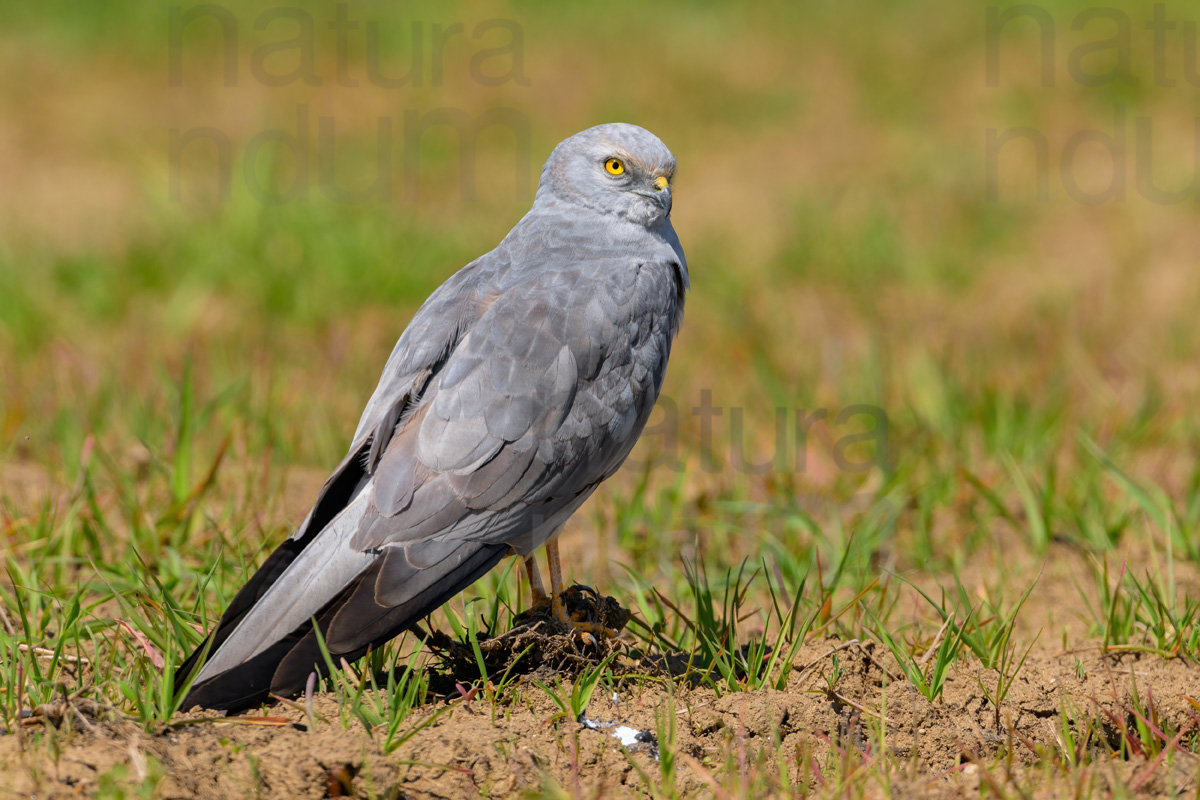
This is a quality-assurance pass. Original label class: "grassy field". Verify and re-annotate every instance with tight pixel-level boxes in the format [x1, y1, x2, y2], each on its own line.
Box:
[3, 0, 1200, 796]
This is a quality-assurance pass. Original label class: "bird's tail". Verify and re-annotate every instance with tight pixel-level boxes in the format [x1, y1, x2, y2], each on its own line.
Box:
[178, 538, 507, 713]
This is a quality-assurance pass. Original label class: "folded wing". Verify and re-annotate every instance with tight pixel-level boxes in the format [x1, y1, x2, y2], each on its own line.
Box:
[177, 263, 659, 712]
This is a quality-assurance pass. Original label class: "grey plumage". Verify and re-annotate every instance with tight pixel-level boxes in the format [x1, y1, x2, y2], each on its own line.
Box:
[178, 123, 688, 711]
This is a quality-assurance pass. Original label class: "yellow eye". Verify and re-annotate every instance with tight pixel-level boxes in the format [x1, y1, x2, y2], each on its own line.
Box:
[605, 158, 625, 175]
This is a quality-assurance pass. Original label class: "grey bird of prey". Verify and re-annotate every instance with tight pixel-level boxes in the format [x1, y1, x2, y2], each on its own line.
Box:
[177, 123, 687, 711]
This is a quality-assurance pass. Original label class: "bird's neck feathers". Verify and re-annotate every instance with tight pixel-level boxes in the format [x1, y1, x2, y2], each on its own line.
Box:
[502, 197, 685, 277]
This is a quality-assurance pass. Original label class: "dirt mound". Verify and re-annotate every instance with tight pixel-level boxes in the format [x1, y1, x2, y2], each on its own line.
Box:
[422, 585, 635, 685]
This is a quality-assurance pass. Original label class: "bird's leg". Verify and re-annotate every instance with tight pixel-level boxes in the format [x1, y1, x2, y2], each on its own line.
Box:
[523, 555, 550, 608]
[546, 538, 567, 623]
[546, 539, 614, 642]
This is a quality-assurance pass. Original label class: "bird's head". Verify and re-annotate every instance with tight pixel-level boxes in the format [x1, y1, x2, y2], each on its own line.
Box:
[537, 123, 676, 226]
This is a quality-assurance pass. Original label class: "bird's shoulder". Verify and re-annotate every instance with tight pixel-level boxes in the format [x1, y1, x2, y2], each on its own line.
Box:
[352, 209, 683, 448]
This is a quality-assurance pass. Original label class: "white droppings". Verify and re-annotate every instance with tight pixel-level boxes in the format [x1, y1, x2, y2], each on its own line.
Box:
[578, 714, 659, 761]
[610, 726, 642, 747]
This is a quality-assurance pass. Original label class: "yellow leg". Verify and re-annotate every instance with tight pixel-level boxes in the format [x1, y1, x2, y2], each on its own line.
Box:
[524, 555, 549, 607]
[546, 539, 567, 623]
[545, 539, 614, 641]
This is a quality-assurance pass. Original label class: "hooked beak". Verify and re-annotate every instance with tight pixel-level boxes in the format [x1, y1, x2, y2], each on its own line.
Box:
[653, 175, 672, 214]
[634, 174, 673, 215]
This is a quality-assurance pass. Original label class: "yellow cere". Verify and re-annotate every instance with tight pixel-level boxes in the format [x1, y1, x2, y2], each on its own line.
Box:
[605, 158, 625, 175]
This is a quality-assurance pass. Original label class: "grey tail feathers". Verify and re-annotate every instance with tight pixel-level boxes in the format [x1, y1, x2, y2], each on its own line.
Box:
[176, 539, 507, 713]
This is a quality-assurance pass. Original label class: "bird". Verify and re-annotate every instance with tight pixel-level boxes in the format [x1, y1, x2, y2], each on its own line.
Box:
[176, 123, 688, 712]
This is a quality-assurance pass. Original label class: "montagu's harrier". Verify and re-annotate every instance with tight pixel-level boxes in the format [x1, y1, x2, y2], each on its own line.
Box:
[177, 123, 688, 712]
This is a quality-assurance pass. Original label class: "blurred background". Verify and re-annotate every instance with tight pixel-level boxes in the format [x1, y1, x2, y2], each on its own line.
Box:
[2, 0, 1199, 604]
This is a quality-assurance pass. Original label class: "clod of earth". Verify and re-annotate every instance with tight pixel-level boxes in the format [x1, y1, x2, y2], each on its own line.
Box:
[424, 586, 634, 681]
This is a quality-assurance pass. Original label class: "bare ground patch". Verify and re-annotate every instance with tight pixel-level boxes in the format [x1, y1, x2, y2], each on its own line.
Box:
[2, 631, 1196, 799]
